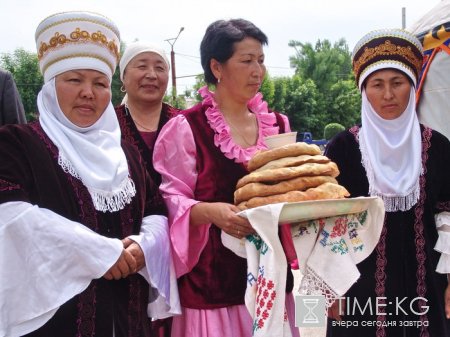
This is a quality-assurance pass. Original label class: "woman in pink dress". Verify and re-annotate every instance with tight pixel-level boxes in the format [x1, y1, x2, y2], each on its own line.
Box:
[153, 19, 299, 337]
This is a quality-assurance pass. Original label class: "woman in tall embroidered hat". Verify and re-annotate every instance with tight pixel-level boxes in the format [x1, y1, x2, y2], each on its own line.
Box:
[325, 28, 450, 337]
[152, 18, 299, 337]
[116, 41, 180, 188]
[0, 11, 180, 337]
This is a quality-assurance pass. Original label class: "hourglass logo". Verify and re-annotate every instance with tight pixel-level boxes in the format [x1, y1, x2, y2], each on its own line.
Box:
[295, 295, 326, 327]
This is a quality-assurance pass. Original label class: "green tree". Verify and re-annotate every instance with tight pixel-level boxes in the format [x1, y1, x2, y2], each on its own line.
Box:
[288, 38, 360, 133]
[284, 76, 322, 135]
[259, 74, 275, 107]
[289, 38, 352, 92]
[327, 79, 361, 128]
[271, 77, 288, 113]
[324, 122, 345, 140]
[1, 49, 43, 121]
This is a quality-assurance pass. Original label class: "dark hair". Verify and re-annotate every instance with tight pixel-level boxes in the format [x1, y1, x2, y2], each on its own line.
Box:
[200, 19, 268, 85]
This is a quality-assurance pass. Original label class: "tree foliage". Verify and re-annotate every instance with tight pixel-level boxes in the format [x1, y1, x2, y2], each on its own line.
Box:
[1, 49, 43, 121]
[286, 38, 360, 134]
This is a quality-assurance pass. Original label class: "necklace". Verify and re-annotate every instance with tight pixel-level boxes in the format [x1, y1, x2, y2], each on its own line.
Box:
[132, 117, 154, 132]
[125, 104, 154, 132]
[223, 113, 258, 147]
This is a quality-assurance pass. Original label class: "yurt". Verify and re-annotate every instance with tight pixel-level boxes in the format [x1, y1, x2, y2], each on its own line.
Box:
[409, 0, 450, 140]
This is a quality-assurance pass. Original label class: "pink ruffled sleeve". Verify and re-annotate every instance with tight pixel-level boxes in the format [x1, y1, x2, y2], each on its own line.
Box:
[153, 115, 211, 277]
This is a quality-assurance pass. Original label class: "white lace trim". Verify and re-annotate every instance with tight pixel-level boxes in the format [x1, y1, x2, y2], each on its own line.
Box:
[298, 266, 339, 310]
[58, 153, 81, 179]
[58, 152, 136, 212]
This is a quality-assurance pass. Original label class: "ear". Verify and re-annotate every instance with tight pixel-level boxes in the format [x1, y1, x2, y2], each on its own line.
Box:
[210, 58, 222, 82]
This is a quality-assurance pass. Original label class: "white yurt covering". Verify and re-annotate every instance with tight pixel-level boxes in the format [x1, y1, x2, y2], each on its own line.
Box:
[409, 0, 450, 140]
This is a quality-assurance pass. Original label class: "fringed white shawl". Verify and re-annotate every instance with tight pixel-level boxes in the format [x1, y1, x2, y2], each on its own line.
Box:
[359, 87, 422, 212]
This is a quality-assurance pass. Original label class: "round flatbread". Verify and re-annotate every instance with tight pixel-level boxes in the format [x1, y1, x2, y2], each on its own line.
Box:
[253, 154, 330, 172]
[236, 162, 339, 189]
[234, 175, 337, 204]
[237, 182, 350, 210]
[248, 142, 322, 171]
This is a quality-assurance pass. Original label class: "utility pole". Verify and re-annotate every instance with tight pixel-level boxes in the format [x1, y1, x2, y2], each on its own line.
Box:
[402, 7, 406, 29]
[165, 27, 184, 101]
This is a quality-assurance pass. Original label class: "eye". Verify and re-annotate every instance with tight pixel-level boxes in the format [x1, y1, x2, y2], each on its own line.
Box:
[95, 81, 109, 88]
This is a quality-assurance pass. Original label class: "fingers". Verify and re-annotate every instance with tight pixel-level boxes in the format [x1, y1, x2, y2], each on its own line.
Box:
[122, 237, 134, 248]
[445, 285, 450, 319]
[103, 249, 137, 280]
[123, 249, 137, 274]
[125, 242, 146, 271]
[328, 298, 345, 321]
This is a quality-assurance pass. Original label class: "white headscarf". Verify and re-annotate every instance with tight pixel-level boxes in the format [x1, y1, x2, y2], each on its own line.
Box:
[359, 86, 422, 212]
[119, 41, 170, 105]
[38, 78, 136, 212]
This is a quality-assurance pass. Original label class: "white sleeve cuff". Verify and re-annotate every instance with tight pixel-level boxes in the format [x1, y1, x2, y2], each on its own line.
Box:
[434, 230, 450, 273]
[435, 211, 450, 229]
[130, 214, 181, 319]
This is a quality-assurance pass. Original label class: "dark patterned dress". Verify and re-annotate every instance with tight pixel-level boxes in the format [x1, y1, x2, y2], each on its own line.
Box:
[325, 125, 450, 337]
[115, 103, 179, 337]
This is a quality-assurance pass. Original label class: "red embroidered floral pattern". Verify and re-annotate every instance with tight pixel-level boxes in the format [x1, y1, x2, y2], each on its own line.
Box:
[0, 178, 20, 192]
[253, 275, 277, 333]
[330, 217, 348, 238]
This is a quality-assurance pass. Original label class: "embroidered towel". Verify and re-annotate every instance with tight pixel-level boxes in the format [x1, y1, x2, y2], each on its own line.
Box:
[222, 197, 385, 336]
[222, 203, 292, 337]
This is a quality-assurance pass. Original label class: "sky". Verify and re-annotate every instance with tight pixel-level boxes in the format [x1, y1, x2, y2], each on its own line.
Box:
[0, 0, 442, 94]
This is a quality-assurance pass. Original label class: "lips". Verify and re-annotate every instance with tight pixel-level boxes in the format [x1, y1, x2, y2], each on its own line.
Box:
[141, 83, 159, 90]
[76, 104, 95, 111]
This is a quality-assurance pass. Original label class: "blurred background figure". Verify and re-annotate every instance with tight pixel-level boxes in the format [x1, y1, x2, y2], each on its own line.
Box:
[0, 67, 26, 125]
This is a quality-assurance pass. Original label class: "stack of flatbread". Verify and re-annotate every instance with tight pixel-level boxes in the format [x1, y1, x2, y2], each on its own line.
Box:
[235, 142, 350, 210]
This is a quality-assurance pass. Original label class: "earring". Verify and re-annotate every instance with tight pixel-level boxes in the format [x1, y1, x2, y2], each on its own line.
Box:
[120, 85, 126, 93]
[217, 78, 221, 84]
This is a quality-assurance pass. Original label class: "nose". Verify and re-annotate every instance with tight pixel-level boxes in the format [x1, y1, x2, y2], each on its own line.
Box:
[251, 61, 265, 78]
[383, 86, 394, 100]
[81, 84, 94, 99]
[145, 68, 157, 79]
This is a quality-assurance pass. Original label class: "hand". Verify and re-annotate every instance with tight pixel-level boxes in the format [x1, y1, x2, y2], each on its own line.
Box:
[103, 249, 137, 280]
[328, 298, 345, 321]
[445, 282, 450, 319]
[209, 202, 256, 239]
[125, 241, 145, 271]
[122, 237, 145, 272]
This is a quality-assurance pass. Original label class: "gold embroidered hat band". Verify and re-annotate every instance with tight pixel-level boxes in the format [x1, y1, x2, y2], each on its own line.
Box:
[35, 11, 120, 82]
[352, 29, 424, 90]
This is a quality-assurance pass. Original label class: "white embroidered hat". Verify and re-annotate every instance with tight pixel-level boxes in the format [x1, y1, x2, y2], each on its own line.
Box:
[35, 11, 121, 82]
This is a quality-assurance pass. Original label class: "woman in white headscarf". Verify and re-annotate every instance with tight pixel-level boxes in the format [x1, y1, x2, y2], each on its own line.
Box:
[0, 11, 179, 337]
[115, 41, 180, 186]
[325, 29, 450, 337]
[115, 41, 181, 337]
